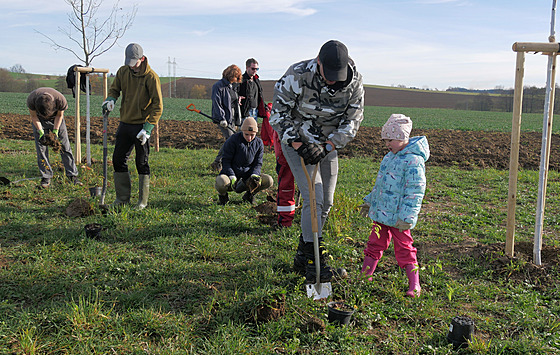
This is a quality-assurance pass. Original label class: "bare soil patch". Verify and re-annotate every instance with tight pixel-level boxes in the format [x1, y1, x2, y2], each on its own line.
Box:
[2, 113, 559, 170]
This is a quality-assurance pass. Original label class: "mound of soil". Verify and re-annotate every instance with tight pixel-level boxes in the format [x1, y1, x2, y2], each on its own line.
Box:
[65, 198, 94, 218]
[2, 113, 559, 170]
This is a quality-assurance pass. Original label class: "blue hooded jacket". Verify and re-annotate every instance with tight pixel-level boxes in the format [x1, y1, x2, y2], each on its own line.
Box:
[364, 136, 430, 229]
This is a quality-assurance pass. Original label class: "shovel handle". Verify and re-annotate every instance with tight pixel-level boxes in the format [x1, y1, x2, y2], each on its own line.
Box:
[186, 103, 200, 113]
[301, 157, 322, 289]
[300, 157, 319, 233]
[187, 103, 214, 119]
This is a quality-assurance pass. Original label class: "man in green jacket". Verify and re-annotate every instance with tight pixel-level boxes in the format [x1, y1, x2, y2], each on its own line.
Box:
[102, 43, 163, 209]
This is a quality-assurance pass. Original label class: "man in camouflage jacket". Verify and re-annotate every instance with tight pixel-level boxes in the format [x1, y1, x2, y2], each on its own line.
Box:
[270, 40, 364, 283]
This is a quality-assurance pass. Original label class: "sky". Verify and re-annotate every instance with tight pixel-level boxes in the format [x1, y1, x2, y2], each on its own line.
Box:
[0, 0, 558, 90]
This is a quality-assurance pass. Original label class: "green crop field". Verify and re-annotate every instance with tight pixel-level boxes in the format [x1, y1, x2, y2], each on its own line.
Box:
[0, 91, 557, 133]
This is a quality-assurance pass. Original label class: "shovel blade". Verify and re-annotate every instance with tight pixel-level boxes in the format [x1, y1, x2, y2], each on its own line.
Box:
[306, 282, 332, 300]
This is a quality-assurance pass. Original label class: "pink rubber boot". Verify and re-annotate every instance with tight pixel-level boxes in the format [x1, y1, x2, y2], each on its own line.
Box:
[404, 264, 421, 297]
[361, 256, 379, 281]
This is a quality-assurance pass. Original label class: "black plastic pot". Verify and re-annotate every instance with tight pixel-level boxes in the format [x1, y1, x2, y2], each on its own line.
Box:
[84, 223, 102, 239]
[327, 302, 355, 326]
[89, 186, 102, 197]
[447, 316, 474, 349]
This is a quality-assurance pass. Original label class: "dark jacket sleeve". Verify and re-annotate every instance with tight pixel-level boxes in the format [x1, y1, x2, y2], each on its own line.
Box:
[220, 135, 236, 177]
[212, 80, 233, 125]
[248, 138, 264, 177]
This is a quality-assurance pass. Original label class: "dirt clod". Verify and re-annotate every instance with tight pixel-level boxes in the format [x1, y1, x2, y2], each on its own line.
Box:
[40, 131, 62, 153]
[66, 198, 94, 218]
[302, 316, 326, 333]
[246, 293, 286, 323]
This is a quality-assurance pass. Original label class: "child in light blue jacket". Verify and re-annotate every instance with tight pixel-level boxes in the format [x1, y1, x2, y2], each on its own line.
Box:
[360, 114, 430, 297]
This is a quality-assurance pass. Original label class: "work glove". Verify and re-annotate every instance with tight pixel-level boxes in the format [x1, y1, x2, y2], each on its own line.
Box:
[359, 203, 370, 218]
[296, 142, 326, 165]
[395, 219, 412, 232]
[102, 96, 116, 114]
[136, 122, 155, 145]
[229, 176, 237, 189]
[246, 174, 261, 193]
[219, 120, 228, 128]
[38, 129, 46, 145]
[52, 129, 59, 138]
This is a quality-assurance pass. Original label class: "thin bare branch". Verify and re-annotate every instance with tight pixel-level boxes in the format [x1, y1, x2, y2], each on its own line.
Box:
[35, 0, 137, 67]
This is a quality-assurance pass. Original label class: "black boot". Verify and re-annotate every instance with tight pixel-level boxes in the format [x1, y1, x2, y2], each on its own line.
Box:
[303, 238, 333, 283]
[242, 191, 254, 204]
[218, 193, 229, 205]
[293, 235, 307, 275]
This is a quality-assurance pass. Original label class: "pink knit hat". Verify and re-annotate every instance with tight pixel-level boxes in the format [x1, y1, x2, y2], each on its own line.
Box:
[381, 114, 412, 141]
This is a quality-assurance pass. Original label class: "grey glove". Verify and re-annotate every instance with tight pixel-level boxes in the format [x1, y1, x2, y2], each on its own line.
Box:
[219, 120, 228, 128]
[359, 203, 370, 218]
[395, 219, 412, 232]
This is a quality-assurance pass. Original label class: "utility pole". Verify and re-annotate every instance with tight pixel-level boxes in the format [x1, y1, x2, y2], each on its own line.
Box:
[167, 57, 178, 97]
[167, 57, 172, 98]
[173, 58, 177, 98]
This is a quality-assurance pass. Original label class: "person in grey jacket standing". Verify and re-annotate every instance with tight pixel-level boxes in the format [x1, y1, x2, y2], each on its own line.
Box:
[270, 40, 364, 283]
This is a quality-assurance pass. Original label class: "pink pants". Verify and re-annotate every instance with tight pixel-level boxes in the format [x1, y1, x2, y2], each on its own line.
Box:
[363, 222, 418, 268]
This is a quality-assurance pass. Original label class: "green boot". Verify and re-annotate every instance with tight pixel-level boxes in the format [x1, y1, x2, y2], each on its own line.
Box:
[113, 172, 131, 207]
[136, 174, 150, 210]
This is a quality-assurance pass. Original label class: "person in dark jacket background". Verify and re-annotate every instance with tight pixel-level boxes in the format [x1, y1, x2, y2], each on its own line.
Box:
[214, 117, 273, 205]
[210, 64, 243, 172]
[239, 58, 265, 122]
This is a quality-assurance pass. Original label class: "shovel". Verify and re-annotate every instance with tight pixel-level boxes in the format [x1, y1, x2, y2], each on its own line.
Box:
[0, 177, 41, 185]
[186, 103, 213, 120]
[100, 110, 109, 205]
[301, 157, 332, 300]
[186, 103, 236, 135]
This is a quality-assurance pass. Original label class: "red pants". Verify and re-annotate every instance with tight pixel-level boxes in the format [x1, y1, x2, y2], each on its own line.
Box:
[261, 115, 274, 147]
[363, 222, 418, 268]
[274, 131, 295, 227]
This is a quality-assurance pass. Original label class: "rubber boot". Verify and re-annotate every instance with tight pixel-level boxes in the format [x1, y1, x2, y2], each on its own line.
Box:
[304, 239, 333, 283]
[136, 174, 150, 210]
[218, 193, 229, 205]
[404, 264, 421, 297]
[113, 171, 131, 207]
[361, 255, 379, 281]
[293, 235, 307, 275]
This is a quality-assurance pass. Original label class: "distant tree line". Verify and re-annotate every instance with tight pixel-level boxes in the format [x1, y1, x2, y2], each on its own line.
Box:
[1, 66, 211, 100]
[4, 65, 558, 110]
[447, 86, 560, 114]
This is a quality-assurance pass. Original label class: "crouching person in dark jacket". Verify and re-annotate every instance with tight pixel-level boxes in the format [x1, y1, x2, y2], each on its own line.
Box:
[215, 117, 273, 205]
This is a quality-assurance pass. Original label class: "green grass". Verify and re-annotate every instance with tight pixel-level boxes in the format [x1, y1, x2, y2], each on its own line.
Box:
[0, 139, 559, 354]
[0, 91, 557, 133]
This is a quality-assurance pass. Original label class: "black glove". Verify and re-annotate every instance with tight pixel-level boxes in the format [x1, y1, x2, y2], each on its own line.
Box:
[246, 174, 261, 193]
[296, 142, 326, 165]
[39, 134, 48, 145]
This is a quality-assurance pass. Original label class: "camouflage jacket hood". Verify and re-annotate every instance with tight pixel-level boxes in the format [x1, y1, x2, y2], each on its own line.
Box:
[269, 57, 364, 149]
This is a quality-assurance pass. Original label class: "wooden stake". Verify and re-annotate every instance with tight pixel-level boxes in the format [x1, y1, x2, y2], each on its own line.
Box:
[506, 51, 525, 257]
[154, 123, 160, 152]
[512, 42, 560, 53]
[72, 67, 111, 164]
